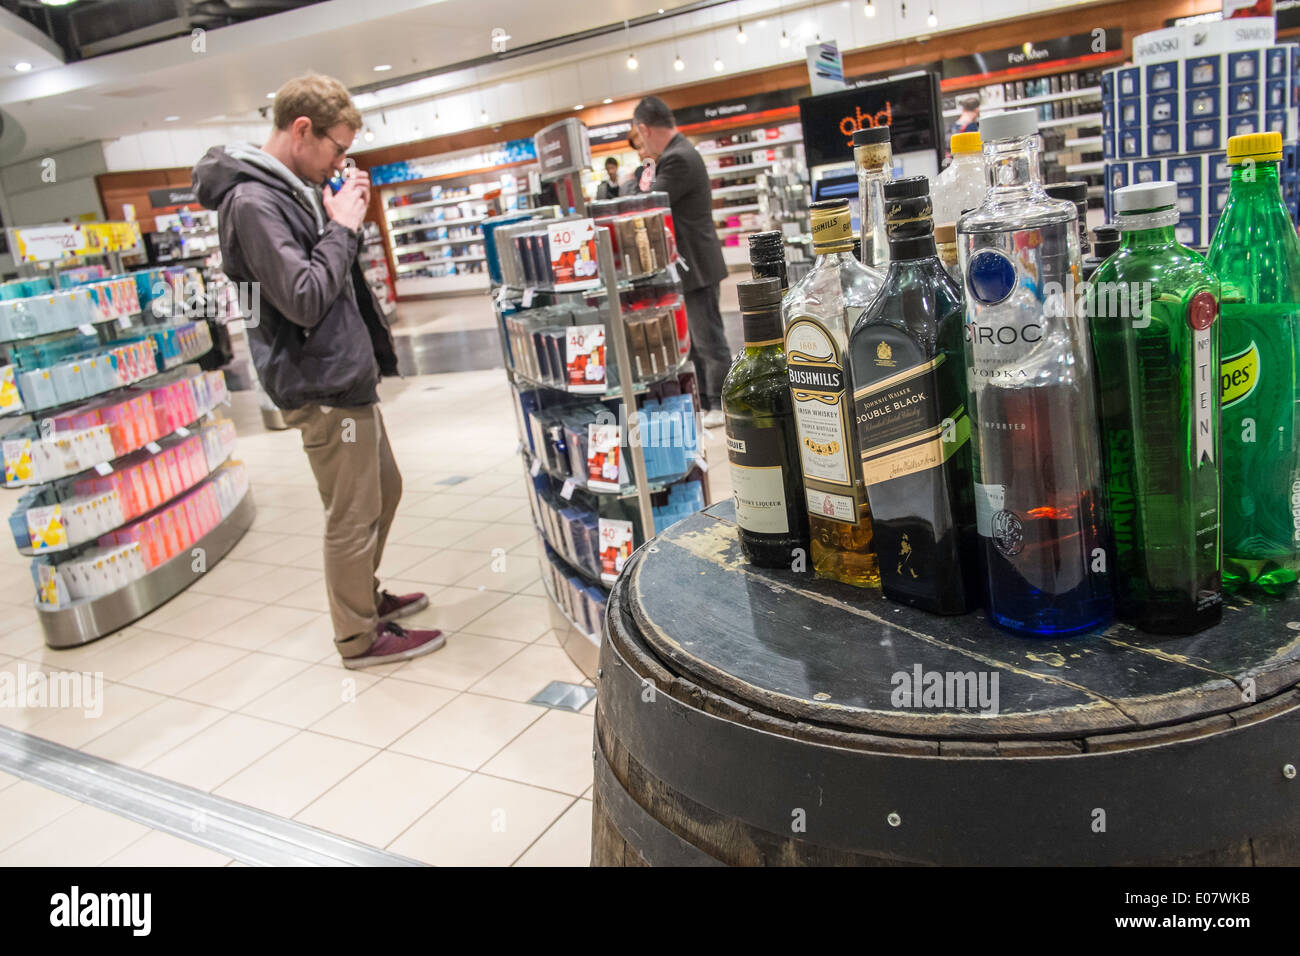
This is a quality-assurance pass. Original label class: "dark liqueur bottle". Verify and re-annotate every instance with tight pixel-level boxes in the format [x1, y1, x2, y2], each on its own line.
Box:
[1088, 180, 1221, 633]
[849, 176, 978, 613]
[723, 278, 810, 567]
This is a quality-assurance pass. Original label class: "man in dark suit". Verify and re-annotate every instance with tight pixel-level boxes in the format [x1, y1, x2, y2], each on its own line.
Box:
[632, 96, 732, 428]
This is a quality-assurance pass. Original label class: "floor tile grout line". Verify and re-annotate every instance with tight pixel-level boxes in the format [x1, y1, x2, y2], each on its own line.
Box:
[508, 794, 584, 867]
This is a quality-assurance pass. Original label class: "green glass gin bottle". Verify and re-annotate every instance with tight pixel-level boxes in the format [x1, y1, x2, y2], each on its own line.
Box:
[1206, 132, 1300, 594]
[1089, 181, 1222, 633]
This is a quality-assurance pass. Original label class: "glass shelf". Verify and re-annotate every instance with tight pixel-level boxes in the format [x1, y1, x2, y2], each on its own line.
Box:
[522, 445, 705, 500]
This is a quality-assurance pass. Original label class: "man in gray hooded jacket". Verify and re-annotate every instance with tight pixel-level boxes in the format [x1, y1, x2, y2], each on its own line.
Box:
[193, 73, 444, 669]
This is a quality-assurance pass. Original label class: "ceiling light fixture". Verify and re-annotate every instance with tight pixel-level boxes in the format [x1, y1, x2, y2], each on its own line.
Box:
[736, 23, 747, 44]
[602, 97, 613, 104]
[758, 18, 767, 27]
[574, 104, 584, 110]
[714, 56, 725, 72]
[780, 29, 790, 47]
[480, 107, 489, 123]
[373, 64, 392, 72]
[164, 115, 179, 122]
[13, 62, 31, 72]
[266, 92, 275, 99]
[674, 54, 685, 71]
[39, 0, 79, 6]
[864, 0, 876, 17]
[627, 51, 639, 70]
[364, 127, 375, 142]
[927, 7, 938, 27]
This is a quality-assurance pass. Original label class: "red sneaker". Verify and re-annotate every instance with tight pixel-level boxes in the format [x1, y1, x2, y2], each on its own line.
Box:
[377, 589, 429, 622]
[343, 622, 445, 670]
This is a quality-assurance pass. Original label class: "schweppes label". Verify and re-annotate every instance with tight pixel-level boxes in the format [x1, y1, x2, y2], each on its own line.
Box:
[785, 314, 863, 523]
[1221, 341, 1259, 408]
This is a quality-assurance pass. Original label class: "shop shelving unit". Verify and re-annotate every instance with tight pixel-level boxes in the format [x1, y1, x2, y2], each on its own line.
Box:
[1, 223, 254, 648]
[491, 224, 709, 678]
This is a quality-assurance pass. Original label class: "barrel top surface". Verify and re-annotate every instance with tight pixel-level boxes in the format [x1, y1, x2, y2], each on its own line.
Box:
[621, 502, 1300, 740]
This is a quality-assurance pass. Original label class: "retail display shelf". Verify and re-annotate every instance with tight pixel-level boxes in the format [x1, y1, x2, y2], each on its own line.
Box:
[540, 567, 601, 639]
[716, 226, 757, 237]
[4, 409, 219, 491]
[17, 442, 236, 557]
[1037, 112, 1103, 130]
[393, 274, 489, 295]
[385, 194, 485, 217]
[530, 518, 607, 592]
[394, 255, 485, 272]
[713, 203, 761, 217]
[713, 183, 761, 197]
[943, 86, 1102, 118]
[416, 215, 484, 229]
[500, 265, 680, 299]
[698, 136, 803, 157]
[523, 445, 705, 500]
[1065, 135, 1104, 148]
[508, 352, 690, 398]
[707, 161, 773, 178]
[1066, 161, 1105, 174]
[0, 310, 146, 349]
[35, 489, 255, 649]
[0, 360, 205, 423]
[391, 236, 480, 252]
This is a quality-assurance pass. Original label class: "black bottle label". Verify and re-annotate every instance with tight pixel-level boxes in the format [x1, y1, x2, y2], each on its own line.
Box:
[726, 419, 790, 535]
[853, 345, 968, 486]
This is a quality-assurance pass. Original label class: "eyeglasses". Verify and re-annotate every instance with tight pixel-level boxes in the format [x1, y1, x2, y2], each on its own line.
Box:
[316, 128, 351, 159]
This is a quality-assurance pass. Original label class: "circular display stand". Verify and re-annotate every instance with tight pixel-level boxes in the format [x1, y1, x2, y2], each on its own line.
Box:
[37, 492, 256, 649]
[593, 501, 1300, 867]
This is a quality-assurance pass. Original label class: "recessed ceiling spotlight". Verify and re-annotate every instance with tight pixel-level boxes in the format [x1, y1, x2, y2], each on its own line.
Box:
[574, 104, 584, 110]
[164, 115, 179, 122]
[13, 62, 32, 73]
[266, 92, 276, 99]
[373, 64, 392, 72]
[602, 97, 613, 104]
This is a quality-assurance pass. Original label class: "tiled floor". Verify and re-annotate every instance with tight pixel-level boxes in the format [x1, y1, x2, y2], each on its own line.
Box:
[0, 344, 732, 867]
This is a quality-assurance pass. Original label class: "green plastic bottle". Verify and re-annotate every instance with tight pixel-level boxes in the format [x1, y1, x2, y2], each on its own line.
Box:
[1206, 131, 1300, 594]
[1089, 181, 1221, 633]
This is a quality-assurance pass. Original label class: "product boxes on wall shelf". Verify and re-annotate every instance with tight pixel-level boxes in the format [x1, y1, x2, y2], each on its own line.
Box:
[0, 261, 254, 649]
[692, 121, 806, 263]
[483, 202, 711, 674]
[1100, 36, 1300, 245]
[378, 145, 538, 298]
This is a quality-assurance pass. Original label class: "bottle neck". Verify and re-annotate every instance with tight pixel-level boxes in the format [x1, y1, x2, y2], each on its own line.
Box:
[984, 134, 1044, 192]
[1119, 208, 1178, 249]
[741, 307, 784, 349]
[951, 151, 983, 169]
[811, 246, 857, 265]
[1229, 159, 1281, 191]
[888, 236, 937, 261]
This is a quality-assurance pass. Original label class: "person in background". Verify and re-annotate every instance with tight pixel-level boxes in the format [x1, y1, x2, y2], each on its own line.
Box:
[193, 73, 444, 670]
[951, 96, 980, 137]
[621, 128, 655, 196]
[630, 95, 731, 429]
[597, 156, 620, 200]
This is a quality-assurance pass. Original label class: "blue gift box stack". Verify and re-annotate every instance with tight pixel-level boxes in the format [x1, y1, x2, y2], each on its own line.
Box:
[1102, 38, 1300, 249]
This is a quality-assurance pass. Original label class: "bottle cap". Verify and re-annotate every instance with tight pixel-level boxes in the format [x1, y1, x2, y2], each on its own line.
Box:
[1113, 181, 1177, 213]
[808, 199, 854, 253]
[1045, 181, 1088, 203]
[934, 223, 956, 244]
[883, 175, 930, 200]
[736, 276, 782, 312]
[852, 126, 891, 146]
[950, 131, 981, 154]
[1092, 225, 1121, 258]
[1227, 131, 1283, 164]
[747, 230, 784, 260]
[978, 108, 1038, 142]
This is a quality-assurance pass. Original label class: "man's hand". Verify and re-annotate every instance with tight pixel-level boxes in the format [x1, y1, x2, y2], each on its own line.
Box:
[323, 178, 367, 233]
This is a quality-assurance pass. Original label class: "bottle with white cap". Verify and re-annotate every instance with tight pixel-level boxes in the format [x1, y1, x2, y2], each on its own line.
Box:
[1088, 180, 1222, 634]
[956, 107, 1112, 636]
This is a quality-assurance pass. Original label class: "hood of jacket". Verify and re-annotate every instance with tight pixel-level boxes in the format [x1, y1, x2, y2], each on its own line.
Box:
[192, 142, 325, 234]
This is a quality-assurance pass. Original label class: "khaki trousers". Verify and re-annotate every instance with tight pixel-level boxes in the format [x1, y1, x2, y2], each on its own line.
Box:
[281, 403, 401, 658]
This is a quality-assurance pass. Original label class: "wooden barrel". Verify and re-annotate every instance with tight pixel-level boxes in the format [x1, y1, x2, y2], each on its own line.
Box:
[591, 501, 1300, 866]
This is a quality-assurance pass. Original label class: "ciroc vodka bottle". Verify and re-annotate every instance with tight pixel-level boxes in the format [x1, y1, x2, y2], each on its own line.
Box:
[956, 108, 1112, 636]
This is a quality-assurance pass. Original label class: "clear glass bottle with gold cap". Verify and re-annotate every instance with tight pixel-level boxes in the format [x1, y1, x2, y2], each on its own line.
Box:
[853, 127, 893, 269]
[783, 197, 886, 587]
[931, 131, 985, 228]
[1206, 131, 1300, 594]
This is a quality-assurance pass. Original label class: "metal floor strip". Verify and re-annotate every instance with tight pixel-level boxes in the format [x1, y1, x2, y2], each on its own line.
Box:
[0, 727, 426, 867]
